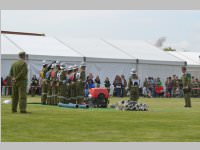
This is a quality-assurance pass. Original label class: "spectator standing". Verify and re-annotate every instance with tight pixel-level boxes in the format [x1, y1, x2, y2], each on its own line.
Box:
[104, 77, 111, 94]
[148, 77, 153, 97]
[30, 75, 39, 97]
[142, 78, 148, 97]
[113, 75, 122, 97]
[155, 77, 164, 97]
[121, 74, 127, 97]
[95, 75, 101, 88]
[165, 77, 173, 97]
[85, 73, 95, 97]
[172, 75, 177, 97]
[1, 77, 3, 96]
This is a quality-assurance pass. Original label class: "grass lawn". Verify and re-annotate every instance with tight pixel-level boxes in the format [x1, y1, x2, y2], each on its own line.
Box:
[1, 96, 200, 142]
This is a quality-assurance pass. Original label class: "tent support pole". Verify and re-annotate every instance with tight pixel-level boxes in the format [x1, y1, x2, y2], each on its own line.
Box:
[136, 59, 139, 73]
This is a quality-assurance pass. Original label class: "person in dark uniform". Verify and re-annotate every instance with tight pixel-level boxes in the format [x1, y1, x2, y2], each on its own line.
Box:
[78, 62, 86, 104]
[104, 77, 111, 94]
[40, 60, 48, 104]
[181, 66, 192, 107]
[128, 68, 140, 102]
[10, 51, 28, 113]
[30, 75, 39, 97]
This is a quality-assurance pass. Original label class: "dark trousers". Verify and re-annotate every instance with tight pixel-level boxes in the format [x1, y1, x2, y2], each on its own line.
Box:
[121, 86, 125, 97]
[116, 88, 121, 97]
[168, 88, 172, 97]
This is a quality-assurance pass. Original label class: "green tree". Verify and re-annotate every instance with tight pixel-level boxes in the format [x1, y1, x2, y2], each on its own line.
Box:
[163, 47, 176, 51]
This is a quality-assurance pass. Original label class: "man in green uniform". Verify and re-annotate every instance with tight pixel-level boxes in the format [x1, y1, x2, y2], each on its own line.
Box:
[77, 62, 86, 104]
[50, 62, 59, 105]
[72, 64, 79, 104]
[67, 66, 74, 103]
[40, 60, 48, 104]
[57, 64, 67, 103]
[47, 64, 54, 105]
[63, 67, 70, 103]
[128, 68, 140, 102]
[181, 66, 192, 107]
[55, 61, 60, 105]
[10, 51, 28, 113]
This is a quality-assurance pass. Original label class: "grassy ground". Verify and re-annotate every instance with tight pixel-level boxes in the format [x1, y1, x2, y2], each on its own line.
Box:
[1, 96, 200, 142]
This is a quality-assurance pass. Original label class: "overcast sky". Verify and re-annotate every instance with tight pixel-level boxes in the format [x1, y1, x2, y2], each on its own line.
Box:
[1, 10, 200, 52]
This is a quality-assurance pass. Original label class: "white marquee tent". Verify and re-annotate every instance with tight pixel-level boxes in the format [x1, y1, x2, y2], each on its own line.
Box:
[168, 51, 200, 79]
[57, 38, 136, 86]
[56, 38, 185, 85]
[1, 33, 186, 88]
[103, 39, 185, 83]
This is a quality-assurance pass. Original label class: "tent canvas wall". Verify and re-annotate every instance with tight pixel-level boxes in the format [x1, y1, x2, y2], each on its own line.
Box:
[57, 38, 136, 86]
[58, 38, 186, 86]
[168, 51, 200, 79]
[104, 39, 185, 85]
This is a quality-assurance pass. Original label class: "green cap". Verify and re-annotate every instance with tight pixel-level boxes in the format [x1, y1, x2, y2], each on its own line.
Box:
[19, 51, 26, 55]
[18, 51, 26, 58]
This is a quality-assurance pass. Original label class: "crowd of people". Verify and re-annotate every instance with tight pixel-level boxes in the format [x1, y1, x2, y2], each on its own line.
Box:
[142, 75, 200, 98]
[2, 72, 200, 99]
[83, 74, 200, 98]
[84, 74, 127, 98]
[1, 76, 12, 96]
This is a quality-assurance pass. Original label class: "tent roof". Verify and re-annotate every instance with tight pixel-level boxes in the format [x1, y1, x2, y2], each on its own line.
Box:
[1, 34, 81, 58]
[105, 39, 184, 63]
[1, 33, 186, 65]
[168, 51, 200, 66]
[1, 34, 21, 54]
[59, 38, 134, 61]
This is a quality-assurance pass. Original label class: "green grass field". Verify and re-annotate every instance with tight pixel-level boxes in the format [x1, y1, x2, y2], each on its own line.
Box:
[1, 96, 200, 142]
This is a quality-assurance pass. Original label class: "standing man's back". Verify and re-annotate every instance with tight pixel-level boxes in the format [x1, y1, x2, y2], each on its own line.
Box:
[181, 66, 192, 108]
[10, 51, 28, 113]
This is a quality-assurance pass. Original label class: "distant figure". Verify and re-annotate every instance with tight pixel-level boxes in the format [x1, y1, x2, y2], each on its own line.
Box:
[10, 51, 28, 113]
[142, 78, 148, 97]
[30, 75, 39, 97]
[85, 73, 95, 97]
[95, 75, 101, 88]
[113, 75, 122, 97]
[5, 76, 12, 96]
[181, 66, 192, 108]
[1, 77, 3, 96]
[128, 68, 140, 101]
[104, 77, 111, 94]
[78, 62, 87, 104]
[121, 74, 127, 97]
[40, 60, 48, 104]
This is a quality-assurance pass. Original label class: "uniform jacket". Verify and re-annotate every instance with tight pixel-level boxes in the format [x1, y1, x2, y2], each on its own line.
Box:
[10, 60, 28, 86]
